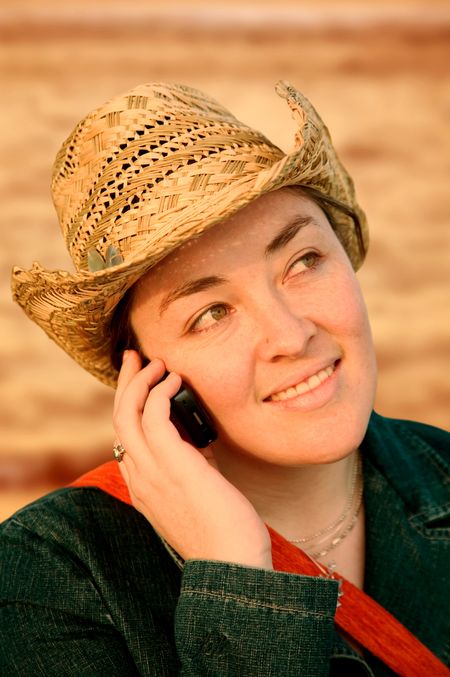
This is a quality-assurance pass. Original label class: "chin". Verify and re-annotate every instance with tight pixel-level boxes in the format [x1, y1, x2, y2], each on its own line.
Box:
[291, 405, 373, 465]
[218, 400, 374, 468]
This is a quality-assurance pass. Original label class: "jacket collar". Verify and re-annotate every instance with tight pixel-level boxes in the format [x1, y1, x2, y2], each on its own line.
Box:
[362, 411, 450, 527]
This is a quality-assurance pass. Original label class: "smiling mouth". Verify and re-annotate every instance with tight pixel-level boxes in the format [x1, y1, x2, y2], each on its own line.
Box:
[267, 361, 338, 402]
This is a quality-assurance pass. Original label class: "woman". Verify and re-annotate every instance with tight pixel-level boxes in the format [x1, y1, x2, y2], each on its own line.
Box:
[1, 82, 449, 676]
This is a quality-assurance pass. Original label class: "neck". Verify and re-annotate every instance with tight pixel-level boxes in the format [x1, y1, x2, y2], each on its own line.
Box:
[212, 442, 359, 542]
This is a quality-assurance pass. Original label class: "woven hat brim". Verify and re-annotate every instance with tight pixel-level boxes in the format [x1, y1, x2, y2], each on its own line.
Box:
[12, 148, 365, 388]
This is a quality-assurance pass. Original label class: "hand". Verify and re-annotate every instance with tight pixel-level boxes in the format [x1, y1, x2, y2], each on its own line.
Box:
[113, 351, 273, 569]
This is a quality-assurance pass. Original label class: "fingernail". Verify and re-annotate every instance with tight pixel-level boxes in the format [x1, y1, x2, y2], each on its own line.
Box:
[122, 350, 130, 364]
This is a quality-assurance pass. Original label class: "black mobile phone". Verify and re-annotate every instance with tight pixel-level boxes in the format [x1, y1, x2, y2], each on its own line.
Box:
[137, 356, 217, 448]
[169, 379, 218, 449]
[137, 355, 216, 448]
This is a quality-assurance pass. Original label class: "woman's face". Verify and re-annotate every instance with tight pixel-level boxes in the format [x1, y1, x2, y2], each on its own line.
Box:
[130, 188, 377, 466]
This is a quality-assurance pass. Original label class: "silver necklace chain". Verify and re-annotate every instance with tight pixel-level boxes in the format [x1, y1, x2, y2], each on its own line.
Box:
[309, 481, 363, 559]
[288, 452, 363, 561]
[288, 452, 360, 545]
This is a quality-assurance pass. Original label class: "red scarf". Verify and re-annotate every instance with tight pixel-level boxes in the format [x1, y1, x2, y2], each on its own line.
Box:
[70, 461, 449, 676]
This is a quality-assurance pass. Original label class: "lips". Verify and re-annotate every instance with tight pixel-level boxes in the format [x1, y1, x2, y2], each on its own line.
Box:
[265, 360, 339, 402]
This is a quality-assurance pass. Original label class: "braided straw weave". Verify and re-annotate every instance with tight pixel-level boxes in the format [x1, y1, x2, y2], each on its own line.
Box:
[11, 81, 368, 387]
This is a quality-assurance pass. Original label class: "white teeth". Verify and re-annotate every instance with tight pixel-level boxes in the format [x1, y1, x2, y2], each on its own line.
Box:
[307, 374, 321, 389]
[296, 381, 310, 395]
[270, 363, 336, 401]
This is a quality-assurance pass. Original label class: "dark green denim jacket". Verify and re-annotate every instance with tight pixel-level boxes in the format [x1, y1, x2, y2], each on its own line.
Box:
[1, 412, 449, 676]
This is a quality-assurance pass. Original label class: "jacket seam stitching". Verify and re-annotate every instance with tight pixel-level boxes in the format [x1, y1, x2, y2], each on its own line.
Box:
[181, 588, 334, 616]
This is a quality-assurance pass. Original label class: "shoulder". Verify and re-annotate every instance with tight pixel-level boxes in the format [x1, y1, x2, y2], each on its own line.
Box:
[383, 413, 448, 455]
[1, 486, 179, 602]
[365, 411, 449, 467]
[0, 489, 184, 675]
[1, 485, 140, 547]
[1, 484, 173, 562]
[363, 411, 450, 525]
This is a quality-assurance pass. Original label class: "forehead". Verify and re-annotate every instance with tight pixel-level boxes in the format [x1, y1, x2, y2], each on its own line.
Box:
[133, 188, 331, 302]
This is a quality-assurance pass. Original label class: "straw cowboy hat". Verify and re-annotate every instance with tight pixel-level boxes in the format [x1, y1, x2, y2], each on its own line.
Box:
[11, 81, 368, 387]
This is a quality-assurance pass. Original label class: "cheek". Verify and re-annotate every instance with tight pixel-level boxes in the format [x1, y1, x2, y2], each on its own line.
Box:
[165, 329, 256, 428]
[328, 273, 377, 396]
[184, 348, 253, 416]
[305, 267, 377, 386]
[321, 269, 373, 345]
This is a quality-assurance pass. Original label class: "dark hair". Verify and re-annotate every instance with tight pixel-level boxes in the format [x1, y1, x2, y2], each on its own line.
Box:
[292, 185, 365, 257]
[109, 290, 141, 371]
[109, 185, 364, 372]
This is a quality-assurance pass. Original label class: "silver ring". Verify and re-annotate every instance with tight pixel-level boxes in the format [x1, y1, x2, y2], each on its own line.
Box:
[113, 443, 126, 462]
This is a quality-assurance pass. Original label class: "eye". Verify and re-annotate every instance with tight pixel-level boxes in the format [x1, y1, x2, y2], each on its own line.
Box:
[286, 251, 321, 279]
[190, 304, 230, 333]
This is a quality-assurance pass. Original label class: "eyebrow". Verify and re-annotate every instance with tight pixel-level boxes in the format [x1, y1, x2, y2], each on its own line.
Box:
[159, 215, 316, 315]
[264, 215, 314, 257]
[159, 276, 227, 315]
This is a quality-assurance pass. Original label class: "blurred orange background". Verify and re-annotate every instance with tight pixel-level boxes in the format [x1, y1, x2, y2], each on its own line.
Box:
[1, 0, 449, 520]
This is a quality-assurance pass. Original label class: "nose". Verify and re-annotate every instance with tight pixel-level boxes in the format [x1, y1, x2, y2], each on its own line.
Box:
[253, 291, 317, 362]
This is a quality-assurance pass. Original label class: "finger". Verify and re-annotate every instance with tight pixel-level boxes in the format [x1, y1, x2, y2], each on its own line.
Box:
[113, 349, 142, 418]
[113, 359, 170, 462]
[113, 354, 165, 424]
[142, 371, 182, 424]
[141, 372, 209, 465]
[141, 371, 183, 448]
